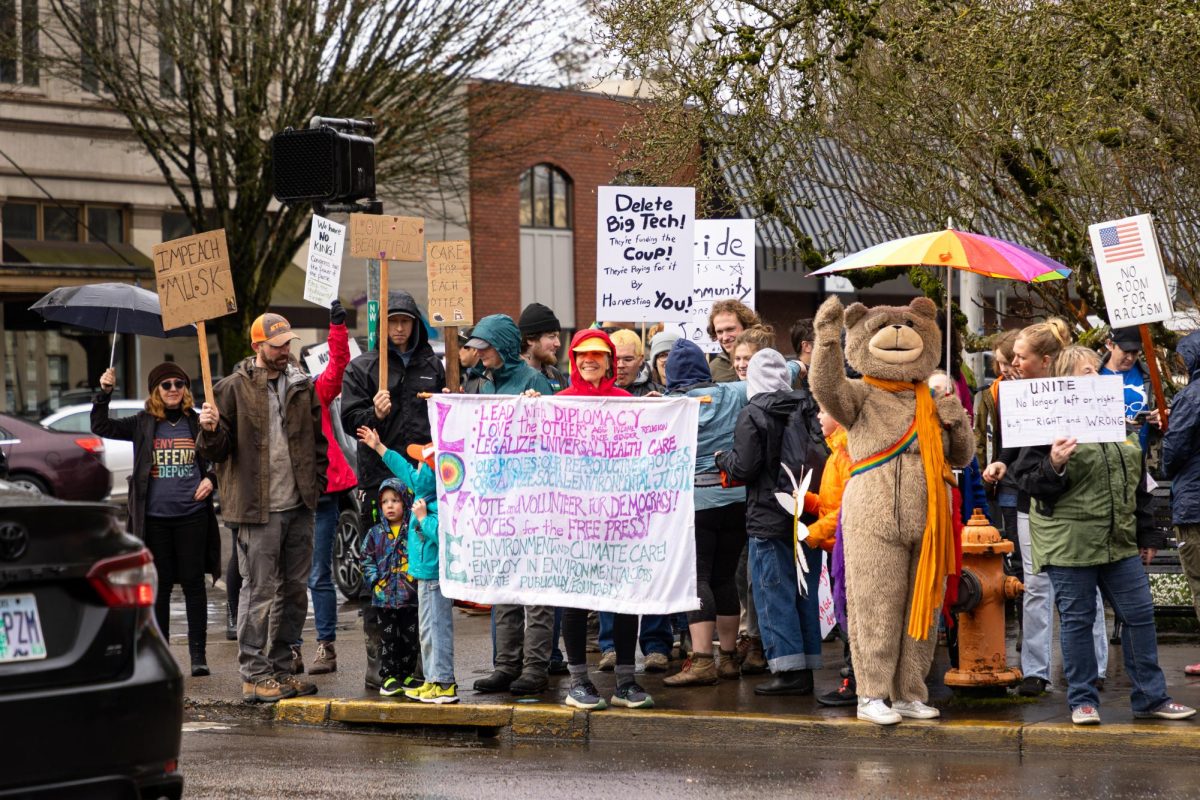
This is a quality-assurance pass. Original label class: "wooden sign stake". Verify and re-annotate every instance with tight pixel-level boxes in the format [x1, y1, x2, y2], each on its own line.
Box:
[196, 320, 215, 404]
[379, 259, 389, 390]
[1139, 324, 1168, 433]
[445, 325, 461, 392]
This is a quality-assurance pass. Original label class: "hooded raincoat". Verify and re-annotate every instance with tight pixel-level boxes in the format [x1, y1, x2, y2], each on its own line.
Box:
[470, 314, 556, 396]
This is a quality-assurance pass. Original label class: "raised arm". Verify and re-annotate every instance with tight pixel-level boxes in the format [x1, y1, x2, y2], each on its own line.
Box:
[808, 296, 869, 429]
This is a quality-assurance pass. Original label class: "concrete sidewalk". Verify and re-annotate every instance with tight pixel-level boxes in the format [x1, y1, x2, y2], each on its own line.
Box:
[171, 587, 1200, 758]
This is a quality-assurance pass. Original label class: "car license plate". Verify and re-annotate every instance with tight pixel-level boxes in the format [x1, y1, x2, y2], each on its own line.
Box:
[0, 593, 47, 663]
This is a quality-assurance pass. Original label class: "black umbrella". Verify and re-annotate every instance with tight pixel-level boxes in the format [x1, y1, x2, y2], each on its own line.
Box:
[30, 282, 195, 366]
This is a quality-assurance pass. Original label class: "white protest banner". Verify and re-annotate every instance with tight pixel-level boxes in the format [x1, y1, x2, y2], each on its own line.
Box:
[1087, 214, 1174, 327]
[596, 186, 695, 322]
[677, 219, 755, 352]
[998, 375, 1126, 448]
[302, 336, 362, 377]
[303, 215, 346, 307]
[817, 556, 835, 638]
[428, 394, 700, 614]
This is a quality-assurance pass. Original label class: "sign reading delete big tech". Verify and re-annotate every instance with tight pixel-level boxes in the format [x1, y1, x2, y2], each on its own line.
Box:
[596, 186, 696, 322]
[428, 394, 700, 615]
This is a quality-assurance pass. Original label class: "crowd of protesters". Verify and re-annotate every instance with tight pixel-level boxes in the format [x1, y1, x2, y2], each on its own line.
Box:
[98, 288, 1200, 726]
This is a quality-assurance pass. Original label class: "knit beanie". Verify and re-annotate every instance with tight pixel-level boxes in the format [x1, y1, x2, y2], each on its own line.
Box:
[518, 302, 561, 337]
[649, 330, 682, 367]
[147, 361, 190, 394]
[747, 349, 789, 400]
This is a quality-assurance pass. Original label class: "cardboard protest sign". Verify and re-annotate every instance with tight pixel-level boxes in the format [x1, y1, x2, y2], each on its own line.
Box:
[677, 219, 756, 352]
[596, 186, 695, 322]
[303, 215, 346, 307]
[998, 375, 1126, 448]
[152, 229, 236, 331]
[426, 240, 473, 326]
[1088, 214, 1174, 327]
[302, 337, 362, 377]
[348, 214, 425, 261]
[429, 395, 700, 614]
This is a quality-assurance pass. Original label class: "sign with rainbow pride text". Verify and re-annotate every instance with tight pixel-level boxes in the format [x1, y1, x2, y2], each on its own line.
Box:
[427, 395, 700, 614]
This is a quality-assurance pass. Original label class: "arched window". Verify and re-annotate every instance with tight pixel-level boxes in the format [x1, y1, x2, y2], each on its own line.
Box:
[518, 163, 573, 229]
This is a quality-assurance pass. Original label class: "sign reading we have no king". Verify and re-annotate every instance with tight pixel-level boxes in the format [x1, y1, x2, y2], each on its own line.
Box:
[303, 215, 346, 307]
[153, 229, 237, 331]
[596, 186, 695, 322]
[678, 219, 756, 352]
[998, 375, 1127, 448]
[429, 394, 701, 614]
[1087, 213, 1174, 327]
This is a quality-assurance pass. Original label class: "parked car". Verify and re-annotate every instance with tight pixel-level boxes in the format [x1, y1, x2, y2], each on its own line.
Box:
[0, 481, 184, 798]
[42, 400, 143, 500]
[0, 413, 111, 501]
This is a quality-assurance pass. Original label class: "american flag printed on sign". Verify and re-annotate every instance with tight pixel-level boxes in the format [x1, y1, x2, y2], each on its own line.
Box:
[1098, 221, 1144, 264]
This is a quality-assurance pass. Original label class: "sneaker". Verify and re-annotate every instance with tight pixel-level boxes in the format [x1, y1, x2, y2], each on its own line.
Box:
[419, 683, 461, 705]
[892, 699, 940, 719]
[1134, 701, 1197, 720]
[1017, 676, 1048, 697]
[857, 697, 902, 726]
[597, 650, 617, 672]
[1072, 705, 1101, 725]
[1184, 662, 1200, 676]
[663, 653, 718, 687]
[279, 674, 318, 697]
[242, 678, 297, 704]
[309, 641, 337, 675]
[611, 682, 654, 709]
[404, 681, 433, 701]
[565, 680, 608, 710]
[818, 677, 858, 707]
[379, 677, 405, 697]
[643, 652, 670, 673]
[289, 644, 304, 675]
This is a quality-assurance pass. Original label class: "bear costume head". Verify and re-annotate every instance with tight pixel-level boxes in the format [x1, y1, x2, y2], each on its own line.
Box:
[842, 297, 941, 384]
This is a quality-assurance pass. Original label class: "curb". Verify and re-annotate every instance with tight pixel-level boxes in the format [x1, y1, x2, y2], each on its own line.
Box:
[249, 697, 1200, 757]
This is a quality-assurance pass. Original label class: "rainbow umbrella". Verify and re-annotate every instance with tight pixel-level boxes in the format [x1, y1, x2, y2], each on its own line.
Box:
[809, 229, 1070, 366]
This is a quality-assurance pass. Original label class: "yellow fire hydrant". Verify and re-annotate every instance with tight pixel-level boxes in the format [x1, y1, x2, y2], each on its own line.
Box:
[944, 508, 1024, 689]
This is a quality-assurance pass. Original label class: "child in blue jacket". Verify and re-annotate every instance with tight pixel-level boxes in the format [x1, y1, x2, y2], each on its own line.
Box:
[358, 428, 456, 704]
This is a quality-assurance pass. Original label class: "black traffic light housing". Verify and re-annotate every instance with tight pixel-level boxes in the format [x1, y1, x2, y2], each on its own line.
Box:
[271, 117, 381, 214]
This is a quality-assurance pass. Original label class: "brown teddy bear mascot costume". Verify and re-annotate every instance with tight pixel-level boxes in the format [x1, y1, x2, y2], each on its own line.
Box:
[810, 295, 974, 725]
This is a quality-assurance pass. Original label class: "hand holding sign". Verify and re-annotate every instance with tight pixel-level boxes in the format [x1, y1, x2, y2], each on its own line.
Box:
[1049, 437, 1078, 470]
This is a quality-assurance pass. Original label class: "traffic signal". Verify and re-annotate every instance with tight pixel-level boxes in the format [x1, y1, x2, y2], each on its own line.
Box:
[271, 124, 376, 206]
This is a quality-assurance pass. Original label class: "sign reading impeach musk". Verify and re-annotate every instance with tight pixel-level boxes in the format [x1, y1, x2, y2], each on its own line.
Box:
[153, 229, 237, 330]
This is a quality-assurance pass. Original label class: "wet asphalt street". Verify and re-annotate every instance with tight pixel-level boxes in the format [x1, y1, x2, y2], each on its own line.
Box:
[181, 718, 1196, 800]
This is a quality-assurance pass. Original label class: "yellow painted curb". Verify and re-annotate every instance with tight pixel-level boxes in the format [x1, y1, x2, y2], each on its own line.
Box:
[1022, 722, 1200, 756]
[511, 704, 587, 740]
[329, 699, 513, 727]
[274, 697, 330, 726]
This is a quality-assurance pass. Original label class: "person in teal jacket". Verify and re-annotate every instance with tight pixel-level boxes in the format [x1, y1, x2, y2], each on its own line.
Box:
[356, 428, 457, 703]
[465, 314, 556, 396]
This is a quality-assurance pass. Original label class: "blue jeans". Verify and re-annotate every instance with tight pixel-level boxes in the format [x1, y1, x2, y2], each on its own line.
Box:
[597, 612, 673, 656]
[306, 494, 339, 643]
[749, 536, 823, 672]
[1045, 555, 1170, 714]
[418, 580, 455, 684]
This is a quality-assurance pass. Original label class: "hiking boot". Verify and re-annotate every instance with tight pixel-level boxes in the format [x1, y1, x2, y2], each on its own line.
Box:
[549, 658, 570, 675]
[857, 697, 901, 726]
[740, 636, 768, 675]
[1072, 705, 1101, 725]
[1017, 676, 1048, 697]
[510, 672, 549, 696]
[663, 653, 718, 686]
[225, 605, 237, 641]
[817, 677, 858, 707]
[308, 641, 337, 675]
[473, 670, 516, 693]
[279, 674, 318, 697]
[643, 652, 670, 673]
[242, 678, 296, 704]
[717, 648, 741, 680]
[597, 651, 617, 672]
[190, 658, 210, 678]
[1134, 701, 1197, 720]
[611, 681, 654, 709]
[754, 669, 813, 696]
[892, 699, 940, 719]
[289, 645, 304, 675]
[565, 680, 607, 710]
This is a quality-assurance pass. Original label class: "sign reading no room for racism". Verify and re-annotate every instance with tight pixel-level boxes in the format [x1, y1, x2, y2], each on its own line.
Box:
[1087, 213, 1174, 327]
[596, 186, 696, 322]
[153, 229, 237, 331]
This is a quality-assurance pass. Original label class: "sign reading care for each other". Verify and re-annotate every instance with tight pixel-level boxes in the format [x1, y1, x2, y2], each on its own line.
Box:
[428, 395, 701, 614]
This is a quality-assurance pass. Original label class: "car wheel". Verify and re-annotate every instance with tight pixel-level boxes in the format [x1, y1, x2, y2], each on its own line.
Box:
[8, 473, 50, 495]
[333, 508, 364, 601]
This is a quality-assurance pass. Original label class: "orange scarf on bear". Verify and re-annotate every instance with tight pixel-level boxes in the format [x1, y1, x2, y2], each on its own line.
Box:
[861, 376, 954, 641]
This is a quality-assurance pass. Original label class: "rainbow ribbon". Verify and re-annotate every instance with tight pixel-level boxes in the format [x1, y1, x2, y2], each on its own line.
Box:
[850, 418, 917, 477]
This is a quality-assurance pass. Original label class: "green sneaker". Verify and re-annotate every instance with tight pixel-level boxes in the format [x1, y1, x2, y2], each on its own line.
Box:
[404, 681, 433, 701]
[418, 683, 460, 705]
[379, 677, 404, 697]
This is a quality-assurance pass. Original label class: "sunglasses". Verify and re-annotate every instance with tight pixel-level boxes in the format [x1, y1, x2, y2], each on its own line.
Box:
[159, 379, 188, 391]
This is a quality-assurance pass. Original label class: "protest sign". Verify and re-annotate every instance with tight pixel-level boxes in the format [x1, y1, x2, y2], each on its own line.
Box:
[153, 229, 236, 331]
[596, 186, 695, 322]
[426, 240, 473, 326]
[1088, 214, 1173, 327]
[302, 337, 362, 377]
[998, 375, 1127, 448]
[429, 394, 700, 614]
[348, 214, 425, 261]
[818, 557, 834, 638]
[677, 219, 756, 352]
[303, 215, 346, 307]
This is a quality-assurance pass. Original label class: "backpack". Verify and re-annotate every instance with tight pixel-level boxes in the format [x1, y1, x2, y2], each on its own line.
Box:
[776, 392, 829, 506]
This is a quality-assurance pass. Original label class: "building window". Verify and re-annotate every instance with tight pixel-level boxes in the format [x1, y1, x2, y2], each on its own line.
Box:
[1, 202, 37, 239]
[518, 163, 572, 229]
[43, 205, 80, 241]
[1, 200, 126, 243]
[87, 206, 125, 243]
[161, 211, 194, 242]
[0, 0, 37, 86]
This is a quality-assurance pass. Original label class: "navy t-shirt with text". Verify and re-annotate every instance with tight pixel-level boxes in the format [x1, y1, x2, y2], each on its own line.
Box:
[145, 416, 205, 518]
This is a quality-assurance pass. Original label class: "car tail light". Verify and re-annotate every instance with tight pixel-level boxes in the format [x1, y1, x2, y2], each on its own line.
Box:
[87, 549, 158, 608]
[74, 436, 105, 456]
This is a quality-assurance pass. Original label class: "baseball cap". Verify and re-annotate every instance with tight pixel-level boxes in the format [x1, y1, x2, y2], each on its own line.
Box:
[464, 336, 492, 349]
[406, 442, 435, 469]
[1109, 326, 1143, 351]
[573, 338, 611, 354]
[250, 312, 300, 346]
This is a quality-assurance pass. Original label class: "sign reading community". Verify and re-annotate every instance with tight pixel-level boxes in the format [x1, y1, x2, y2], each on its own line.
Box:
[429, 395, 701, 614]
